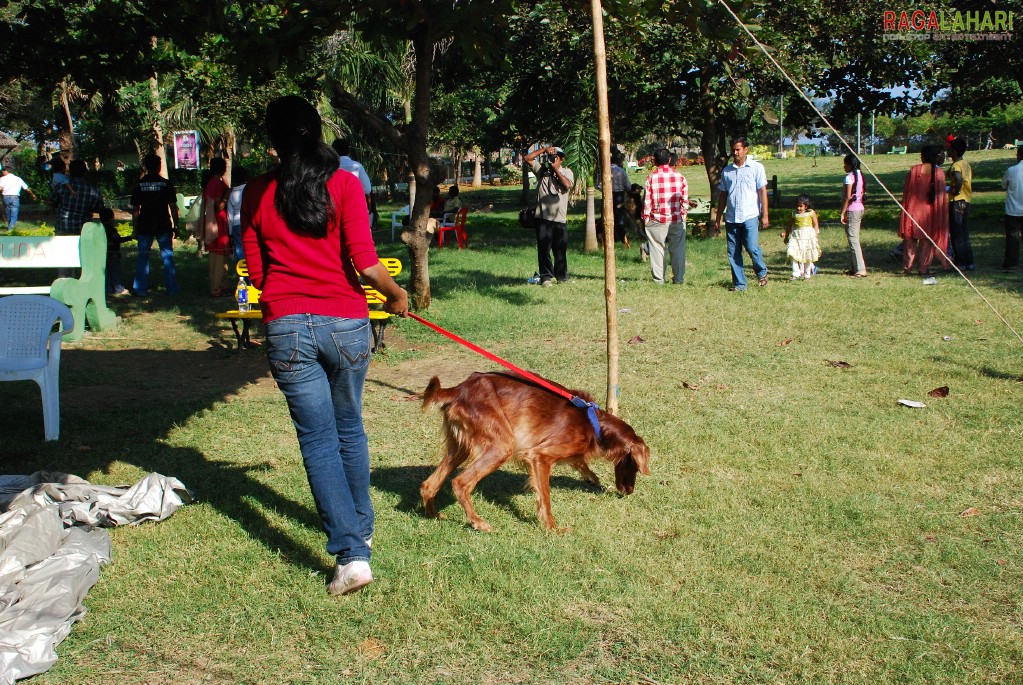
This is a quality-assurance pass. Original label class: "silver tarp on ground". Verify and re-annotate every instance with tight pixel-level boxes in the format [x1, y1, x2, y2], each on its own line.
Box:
[0, 472, 192, 684]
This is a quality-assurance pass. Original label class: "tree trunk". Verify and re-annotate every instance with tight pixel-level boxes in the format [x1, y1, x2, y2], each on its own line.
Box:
[57, 86, 75, 164]
[584, 186, 598, 252]
[396, 23, 439, 310]
[224, 128, 235, 185]
[148, 36, 167, 171]
[472, 151, 482, 188]
[699, 69, 726, 228]
[402, 159, 433, 310]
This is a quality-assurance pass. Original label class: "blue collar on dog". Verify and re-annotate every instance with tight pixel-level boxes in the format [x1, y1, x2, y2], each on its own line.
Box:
[570, 396, 603, 441]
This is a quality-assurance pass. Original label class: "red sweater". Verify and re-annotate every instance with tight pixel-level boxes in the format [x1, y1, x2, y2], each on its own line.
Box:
[240, 169, 379, 323]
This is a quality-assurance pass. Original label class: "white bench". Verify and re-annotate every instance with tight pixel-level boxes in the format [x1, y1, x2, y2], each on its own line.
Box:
[0, 223, 117, 341]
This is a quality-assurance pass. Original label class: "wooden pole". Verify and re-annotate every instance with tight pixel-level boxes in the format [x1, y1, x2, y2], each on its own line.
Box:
[590, 0, 619, 414]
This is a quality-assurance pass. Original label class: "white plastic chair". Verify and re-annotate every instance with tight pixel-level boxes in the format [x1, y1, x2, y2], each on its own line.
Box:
[391, 205, 410, 242]
[0, 295, 75, 441]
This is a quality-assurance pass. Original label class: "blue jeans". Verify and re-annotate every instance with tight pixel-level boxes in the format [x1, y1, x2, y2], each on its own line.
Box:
[3, 196, 19, 230]
[230, 222, 245, 262]
[725, 217, 768, 289]
[133, 232, 179, 295]
[265, 315, 374, 566]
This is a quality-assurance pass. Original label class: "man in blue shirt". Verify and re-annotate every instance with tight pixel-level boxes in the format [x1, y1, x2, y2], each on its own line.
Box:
[713, 137, 770, 290]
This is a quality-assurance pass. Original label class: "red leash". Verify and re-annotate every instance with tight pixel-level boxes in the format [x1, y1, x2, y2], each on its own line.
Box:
[406, 312, 603, 438]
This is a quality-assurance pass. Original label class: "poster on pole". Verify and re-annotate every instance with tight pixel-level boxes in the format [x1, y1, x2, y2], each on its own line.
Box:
[173, 131, 200, 170]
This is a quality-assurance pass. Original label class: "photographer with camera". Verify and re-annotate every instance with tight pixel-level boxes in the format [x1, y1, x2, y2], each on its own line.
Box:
[525, 145, 574, 286]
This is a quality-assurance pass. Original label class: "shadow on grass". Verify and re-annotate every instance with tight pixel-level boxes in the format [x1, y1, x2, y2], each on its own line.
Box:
[0, 347, 336, 576]
[372, 464, 606, 527]
[979, 365, 1023, 382]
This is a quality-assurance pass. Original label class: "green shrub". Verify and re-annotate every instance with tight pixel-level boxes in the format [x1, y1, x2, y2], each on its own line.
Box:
[497, 163, 522, 182]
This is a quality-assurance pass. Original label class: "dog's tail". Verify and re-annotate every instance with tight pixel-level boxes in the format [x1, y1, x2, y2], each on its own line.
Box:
[422, 376, 458, 412]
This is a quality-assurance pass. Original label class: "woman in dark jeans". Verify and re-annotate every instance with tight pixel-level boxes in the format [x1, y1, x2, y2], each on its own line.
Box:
[241, 96, 408, 595]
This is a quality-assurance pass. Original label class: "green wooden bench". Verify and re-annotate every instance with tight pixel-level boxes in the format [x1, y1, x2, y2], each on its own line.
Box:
[0, 222, 117, 341]
[216, 257, 403, 351]
[887, 146, 908, 155]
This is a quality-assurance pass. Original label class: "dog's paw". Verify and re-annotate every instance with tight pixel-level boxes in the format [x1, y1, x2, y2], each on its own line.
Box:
[470, 520, 493, 532]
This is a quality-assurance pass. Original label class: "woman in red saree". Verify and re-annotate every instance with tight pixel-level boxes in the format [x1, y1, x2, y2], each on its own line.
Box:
[899, 145, 949, 275]
[202, 157, 232, 296]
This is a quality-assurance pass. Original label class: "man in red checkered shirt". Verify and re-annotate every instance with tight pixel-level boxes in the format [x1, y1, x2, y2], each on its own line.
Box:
[642, 148, 688, 283]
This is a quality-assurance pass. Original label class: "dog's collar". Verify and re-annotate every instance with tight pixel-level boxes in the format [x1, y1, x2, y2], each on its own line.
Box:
[569, 396, 603, 441]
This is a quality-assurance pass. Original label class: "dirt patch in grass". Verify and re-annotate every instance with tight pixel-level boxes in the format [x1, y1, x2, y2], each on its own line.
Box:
[370, 331, 500, 397]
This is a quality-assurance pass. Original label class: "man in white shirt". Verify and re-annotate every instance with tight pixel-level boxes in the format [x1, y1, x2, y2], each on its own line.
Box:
[0, 165, 36, 232]
[712, 137, 770, 290]
[332, 139, 372, 202]
[1001, 145, 1023, 270]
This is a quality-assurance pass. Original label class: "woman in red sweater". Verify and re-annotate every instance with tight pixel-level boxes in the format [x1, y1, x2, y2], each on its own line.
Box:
[241, 95, 408, 596]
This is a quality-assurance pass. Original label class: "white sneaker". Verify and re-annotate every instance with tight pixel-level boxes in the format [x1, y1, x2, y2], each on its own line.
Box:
[328, 560, 373, 596]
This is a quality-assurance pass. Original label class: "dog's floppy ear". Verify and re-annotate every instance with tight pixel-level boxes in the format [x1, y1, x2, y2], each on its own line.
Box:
[630, 441, 651, 476]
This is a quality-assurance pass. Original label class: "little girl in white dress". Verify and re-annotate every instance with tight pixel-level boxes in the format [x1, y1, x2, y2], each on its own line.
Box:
[783, 194, 822, 280]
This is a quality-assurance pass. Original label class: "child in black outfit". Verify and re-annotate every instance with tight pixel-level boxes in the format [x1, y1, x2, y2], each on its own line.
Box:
[99, 207, 133, 295]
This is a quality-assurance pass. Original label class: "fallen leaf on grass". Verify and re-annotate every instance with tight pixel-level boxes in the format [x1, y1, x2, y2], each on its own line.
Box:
[960, 507, 981, 517]
[897, 399, 927, 408]
[688, 327, 698, 331]
[826, 360, 852, 368]
[358, 638, 387, 658]
[997, 558, 1007, 566]
[777, 338, 793, 346]
[923, 533, 938, 542]
[390, 394, 422, 402]
[682, 381, 700, 390]
[982, 538, 993, 544]
[628, 335, 647, 344]
[716, 383, 729, 390]
[927, 386, 950, 398]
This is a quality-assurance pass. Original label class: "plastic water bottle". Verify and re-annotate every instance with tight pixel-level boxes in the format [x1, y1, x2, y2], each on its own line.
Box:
[236, 277, 250, 312]
[527, 272, 541, 285]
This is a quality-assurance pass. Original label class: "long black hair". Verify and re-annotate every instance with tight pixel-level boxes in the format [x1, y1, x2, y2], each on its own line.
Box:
[266, 95, 339, 237]
[844, 154, 863, 203]
[921, 145, 944, 203]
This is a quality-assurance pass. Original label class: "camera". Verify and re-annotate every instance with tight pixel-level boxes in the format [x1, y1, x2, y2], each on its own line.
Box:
[541, 152, 559, 166]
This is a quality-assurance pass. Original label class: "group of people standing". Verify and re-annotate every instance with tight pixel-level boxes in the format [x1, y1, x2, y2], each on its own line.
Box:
[587, 135, 998, 286]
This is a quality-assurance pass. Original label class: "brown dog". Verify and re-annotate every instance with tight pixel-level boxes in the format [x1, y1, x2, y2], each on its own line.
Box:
[420, 372, 650, 531]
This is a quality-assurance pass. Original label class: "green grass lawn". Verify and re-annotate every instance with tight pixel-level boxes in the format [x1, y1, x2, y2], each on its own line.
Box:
[1, 150, 1022, 684]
